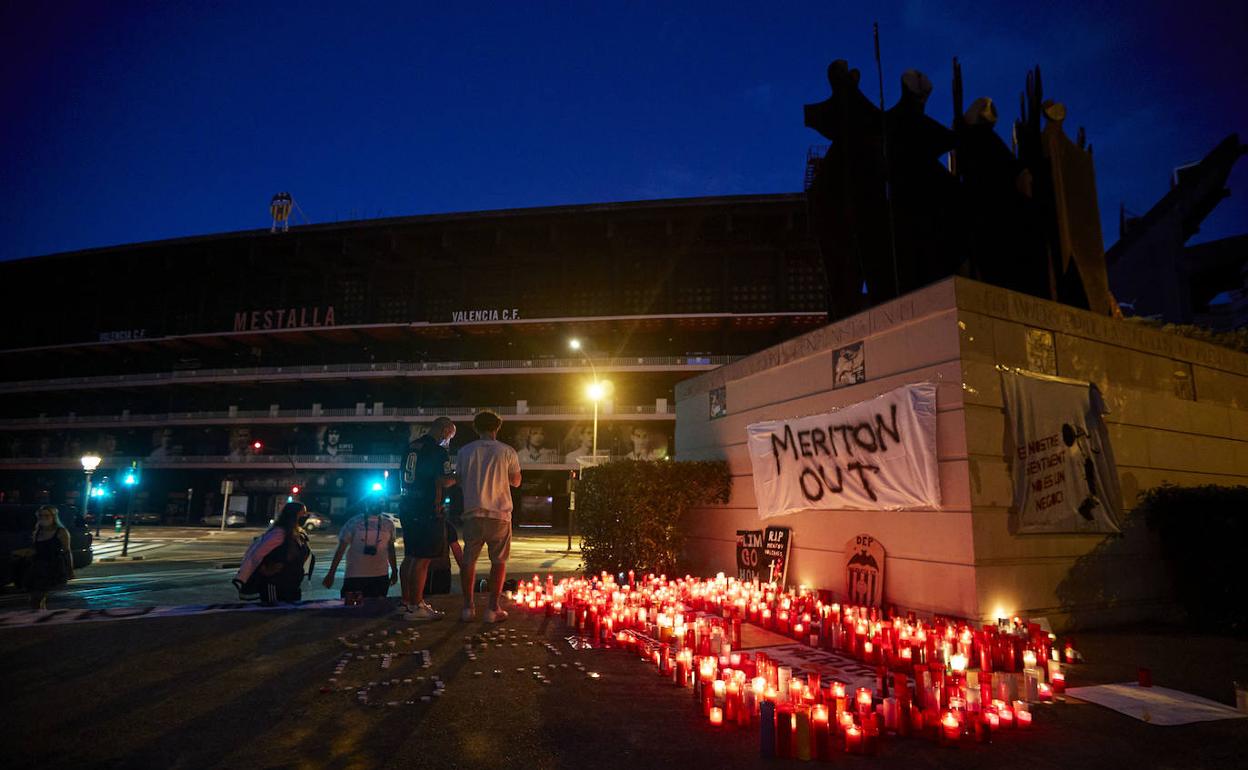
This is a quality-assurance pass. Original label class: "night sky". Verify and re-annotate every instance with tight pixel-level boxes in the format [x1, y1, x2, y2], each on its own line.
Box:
[2, 1, 1245, 261]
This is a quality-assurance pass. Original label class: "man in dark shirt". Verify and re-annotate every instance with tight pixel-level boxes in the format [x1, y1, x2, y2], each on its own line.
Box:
[398, 417, 457, 619]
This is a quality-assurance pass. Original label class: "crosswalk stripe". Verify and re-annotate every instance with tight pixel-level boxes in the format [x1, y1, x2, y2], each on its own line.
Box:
[93, 541, 166, 557]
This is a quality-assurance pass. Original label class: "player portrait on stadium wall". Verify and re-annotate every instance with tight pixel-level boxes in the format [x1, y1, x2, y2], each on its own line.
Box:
[563, 424, 594, 464]
[618, 424, 669, 461]
[513, 424, 559, 464]
[315, 425, 353, 457]
[95, 431, 120, 458]
[227, 427, 252, 458]
[148, 427, 179, 459]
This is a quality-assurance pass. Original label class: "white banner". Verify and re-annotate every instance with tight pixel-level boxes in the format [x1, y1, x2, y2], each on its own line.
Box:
[1001, 369, 1123, 534]
[745, 383, 941, 518]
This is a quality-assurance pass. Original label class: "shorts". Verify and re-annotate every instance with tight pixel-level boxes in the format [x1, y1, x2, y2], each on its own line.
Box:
[460, 516, 511, 565]
[341, 575, 390, 599]
[401, 512, 448, 559]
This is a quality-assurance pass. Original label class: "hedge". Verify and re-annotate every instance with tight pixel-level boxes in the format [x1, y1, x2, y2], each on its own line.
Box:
[1142, 483, 1248, 635]
[576, 459, 732, 576]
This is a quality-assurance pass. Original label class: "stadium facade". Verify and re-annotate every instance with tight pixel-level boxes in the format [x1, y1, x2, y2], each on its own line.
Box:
[0, 193, 825, 527]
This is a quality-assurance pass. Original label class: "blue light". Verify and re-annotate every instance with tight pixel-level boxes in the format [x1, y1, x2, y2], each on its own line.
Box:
[123, 472, 137, 486]
[370, 481, 384, 493]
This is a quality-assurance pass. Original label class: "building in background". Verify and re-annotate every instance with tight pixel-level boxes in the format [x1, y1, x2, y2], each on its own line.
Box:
[0, 194, 824, 527]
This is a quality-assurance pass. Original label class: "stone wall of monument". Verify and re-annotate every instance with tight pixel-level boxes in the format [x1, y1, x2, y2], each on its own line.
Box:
[676, 276, 1248, 628]
[955, 278, 1248, 628]
[676, 280, 976, 617]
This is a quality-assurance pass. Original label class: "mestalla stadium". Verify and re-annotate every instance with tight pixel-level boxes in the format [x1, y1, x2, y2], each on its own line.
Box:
[0, 193, 826, 527]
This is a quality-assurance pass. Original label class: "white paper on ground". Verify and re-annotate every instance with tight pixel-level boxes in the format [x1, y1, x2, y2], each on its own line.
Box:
[1066, 682, 1248, 725]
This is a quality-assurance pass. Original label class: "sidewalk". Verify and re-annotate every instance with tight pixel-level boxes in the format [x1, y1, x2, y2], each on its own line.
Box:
[1, 596, 1245, 769]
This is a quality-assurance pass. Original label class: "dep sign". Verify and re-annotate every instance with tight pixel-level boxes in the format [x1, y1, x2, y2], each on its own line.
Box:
[745, 383, 941, 518]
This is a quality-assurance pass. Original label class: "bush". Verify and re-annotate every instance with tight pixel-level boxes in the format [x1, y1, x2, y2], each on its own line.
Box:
[1141, 484, 1248, 635]
[577, 460, 731, 576]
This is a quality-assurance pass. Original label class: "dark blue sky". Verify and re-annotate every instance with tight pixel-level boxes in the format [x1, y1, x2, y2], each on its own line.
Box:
[2, 1, 1245, 260]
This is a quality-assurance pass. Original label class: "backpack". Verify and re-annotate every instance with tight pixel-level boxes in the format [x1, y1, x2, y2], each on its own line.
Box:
[238, 527, 314, 598]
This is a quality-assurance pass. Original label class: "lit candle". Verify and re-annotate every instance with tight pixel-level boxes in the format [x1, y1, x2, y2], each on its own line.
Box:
[998, 707, 1014, 729]
[1052, 671, 1066, 695]
[940, 711, 960, 747]
[844, 724, 863, 754]
[1016, 708, 1032, 728]
[709, 706, 724, 726]
[1022, 649, 1038, 669]
[812, 704, 831, 761]
[856, 687, 873, 716]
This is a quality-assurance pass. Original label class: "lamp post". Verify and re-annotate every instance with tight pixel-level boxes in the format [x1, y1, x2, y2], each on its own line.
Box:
[569, 338, 605, 458]
[586, 381, 605, 459]
[81, 454, 101, 536]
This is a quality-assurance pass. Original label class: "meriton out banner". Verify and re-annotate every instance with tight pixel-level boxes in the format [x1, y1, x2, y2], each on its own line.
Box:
[745, 383, 942, 519]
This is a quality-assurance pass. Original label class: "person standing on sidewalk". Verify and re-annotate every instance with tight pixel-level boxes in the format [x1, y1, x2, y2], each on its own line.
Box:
[455, 410, 521, 622]
[397, 417, 457, 619]
[17, 505, 75, 609]
[322, 500, 397, 602]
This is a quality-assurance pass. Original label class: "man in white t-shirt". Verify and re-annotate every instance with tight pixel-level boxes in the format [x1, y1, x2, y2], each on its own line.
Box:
[322, 505, 397, 599]
[455, 410, 521, 622]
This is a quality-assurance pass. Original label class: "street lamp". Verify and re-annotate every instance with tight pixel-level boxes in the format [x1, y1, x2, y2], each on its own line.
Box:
[586, 381, 605, 459]
[569, 338, 605, 456]
[81, 454, 101, 536]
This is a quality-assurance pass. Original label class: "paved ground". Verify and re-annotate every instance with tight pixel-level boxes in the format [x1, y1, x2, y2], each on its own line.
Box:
[0, 527, 583, 609]
[1, 592, 1245, 769]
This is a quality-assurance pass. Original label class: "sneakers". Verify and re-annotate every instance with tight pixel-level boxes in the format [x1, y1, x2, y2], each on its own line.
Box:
[484, 608, 509, 623]
[460, 607, 476, 622]
[405, 603, 444, 620]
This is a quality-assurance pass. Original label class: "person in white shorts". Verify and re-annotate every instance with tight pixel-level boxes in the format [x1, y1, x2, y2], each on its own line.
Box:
[455, 410, 521, 622]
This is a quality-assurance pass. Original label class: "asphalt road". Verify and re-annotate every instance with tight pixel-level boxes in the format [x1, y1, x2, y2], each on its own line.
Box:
[1, 526, 583, 609]
[1, 599, 1245, 769]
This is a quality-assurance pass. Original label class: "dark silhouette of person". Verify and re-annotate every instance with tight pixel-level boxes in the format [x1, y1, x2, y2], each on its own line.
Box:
[1061, 422, 1100, 520]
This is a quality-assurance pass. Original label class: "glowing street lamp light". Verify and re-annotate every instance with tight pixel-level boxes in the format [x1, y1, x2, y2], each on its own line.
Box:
[569, 338, 608, 458]
[585, 380, 608, 459]
[81, 454, 102, 536]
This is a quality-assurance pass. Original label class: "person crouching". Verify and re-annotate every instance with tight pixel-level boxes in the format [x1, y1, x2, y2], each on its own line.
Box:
[233, 502, 314, 604]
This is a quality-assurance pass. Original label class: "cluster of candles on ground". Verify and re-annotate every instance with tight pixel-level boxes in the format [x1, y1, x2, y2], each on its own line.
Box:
[511, 572, 1077, 757]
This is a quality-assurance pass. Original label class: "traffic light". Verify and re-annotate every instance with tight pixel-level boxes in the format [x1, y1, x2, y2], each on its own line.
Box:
[370, 481, 384, 493]
[122, 462, 140, 487]
[291, 485, 301, 495]
[252, 441, 263, 452]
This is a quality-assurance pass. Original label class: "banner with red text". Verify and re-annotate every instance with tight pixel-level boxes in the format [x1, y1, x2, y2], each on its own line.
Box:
[745, 383, 941, 519]
[1001, 369, 1123, 534]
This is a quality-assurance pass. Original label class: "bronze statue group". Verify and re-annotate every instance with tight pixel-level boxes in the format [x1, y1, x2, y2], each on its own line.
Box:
[805, 58, 1118, 321]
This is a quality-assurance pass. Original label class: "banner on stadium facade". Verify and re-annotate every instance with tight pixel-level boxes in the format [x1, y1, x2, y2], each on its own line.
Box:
[745, 383, 941, 519]
[1000, 369, 1123, 534]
